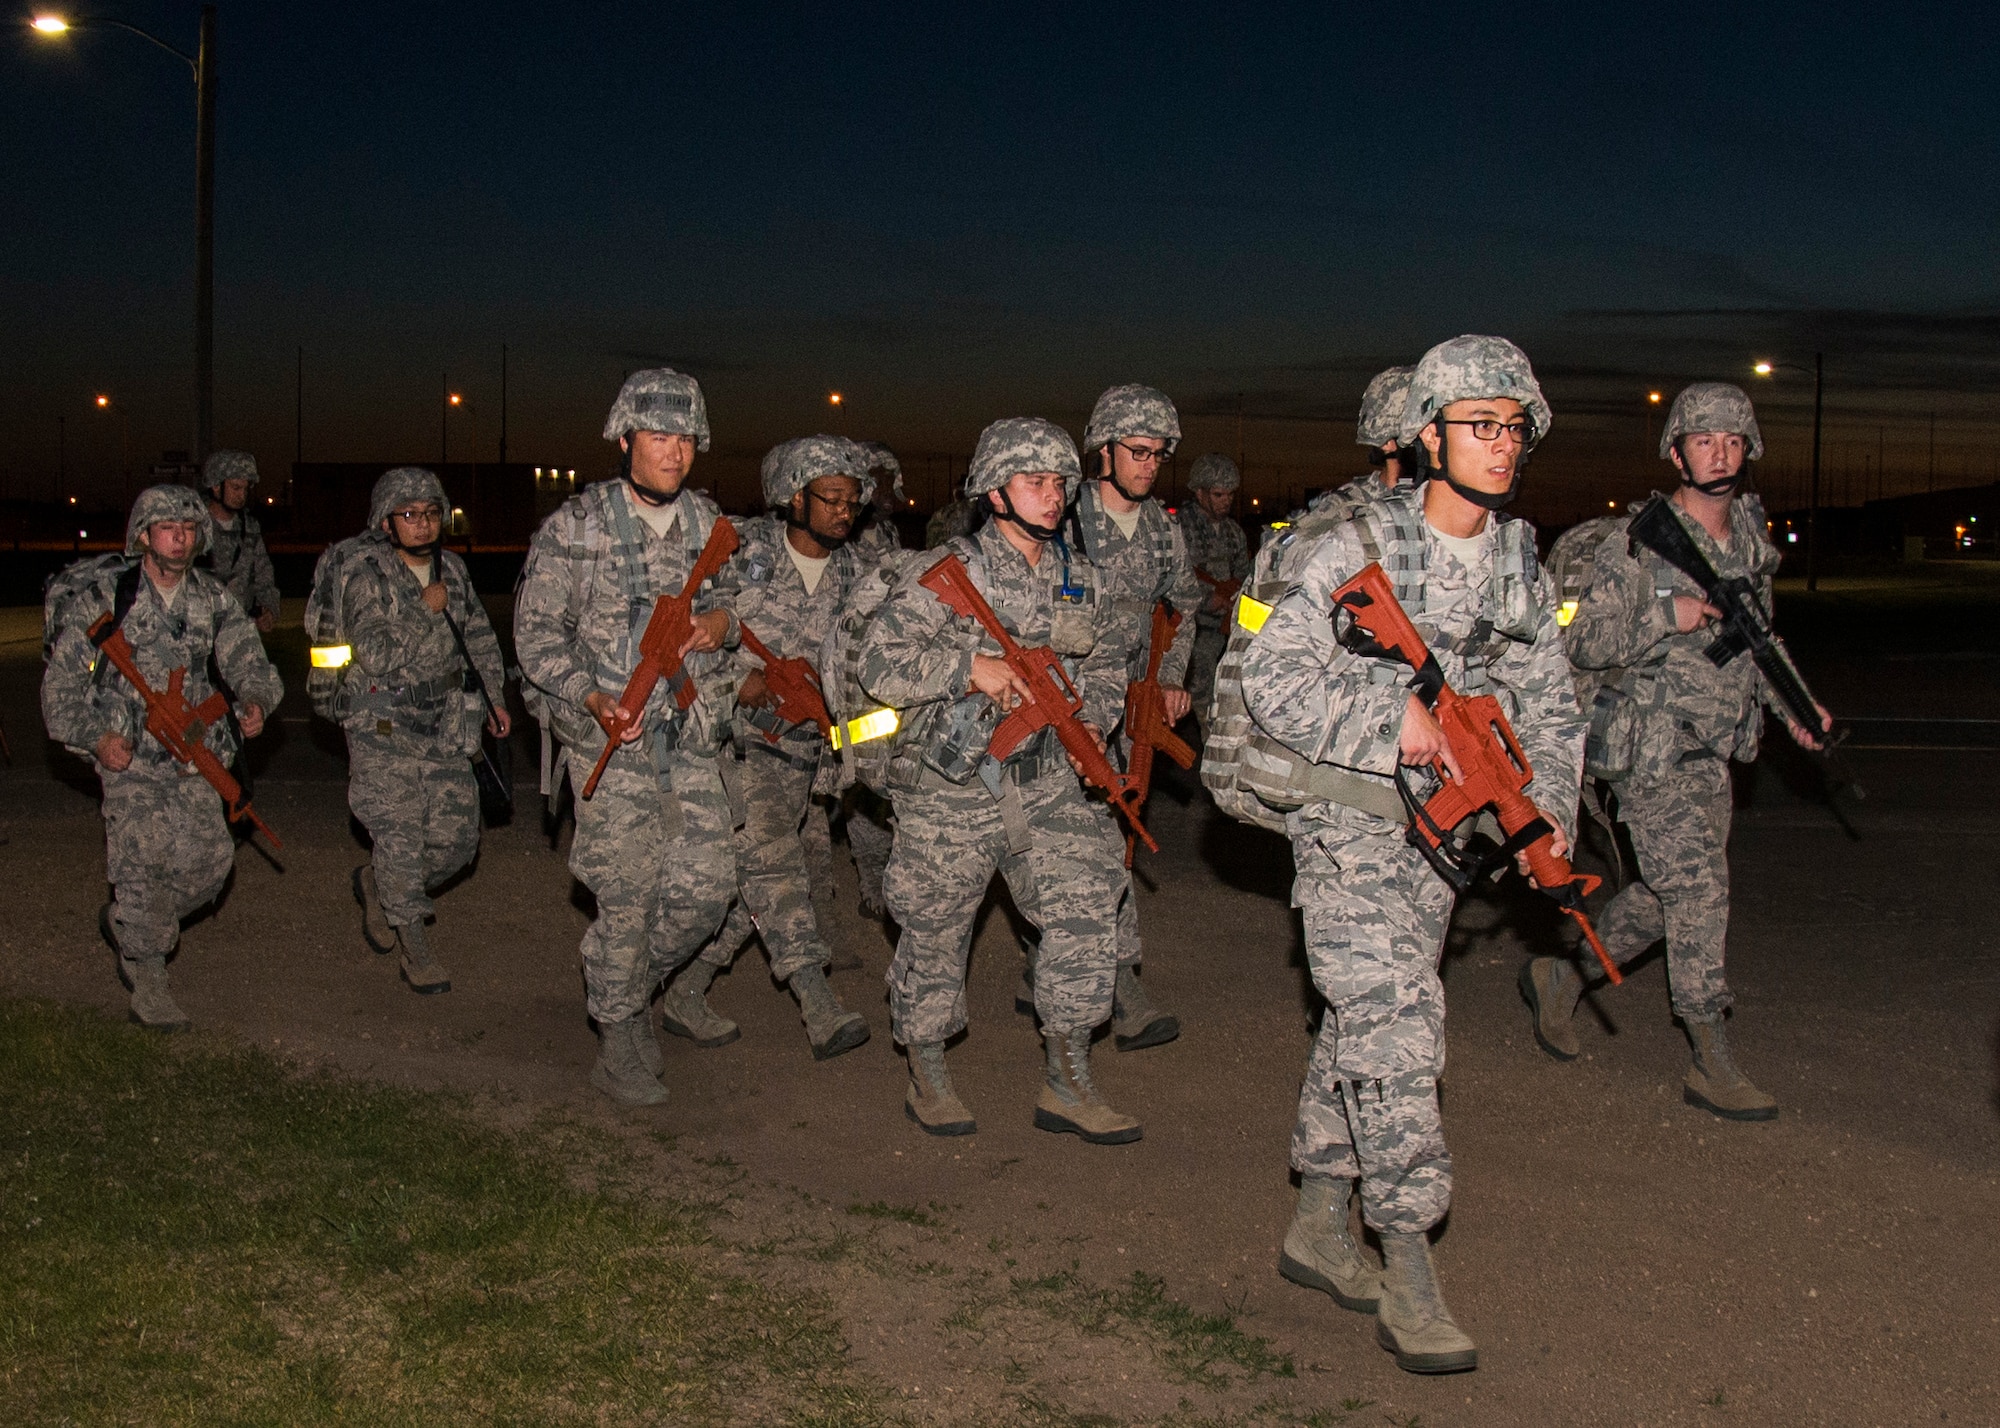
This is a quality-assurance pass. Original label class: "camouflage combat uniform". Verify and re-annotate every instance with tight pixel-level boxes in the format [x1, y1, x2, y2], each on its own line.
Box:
[332, 475, 505, 943]
[198, 450, 282, 622]
[1177, 493, 1250, 721]
[1563, 493, 1781, 1021]
[514, 477, 740, 1029]
[859, 521, 1128, 1046]
[1241, 489, 1582, 1234]
[41, 486, 283, 1022]
[925, 495, 979, 549]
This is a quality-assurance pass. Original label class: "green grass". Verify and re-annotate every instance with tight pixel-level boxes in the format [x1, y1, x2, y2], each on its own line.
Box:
[1009, 1269, 1295, 1389]
[0, 998, 888, 1426]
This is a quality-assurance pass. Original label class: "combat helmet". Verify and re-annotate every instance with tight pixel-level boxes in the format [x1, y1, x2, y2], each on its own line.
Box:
[125, 483, 214, 558]
[1356, 366, 1416, 449]
[1186, 453, 1240, 492]
[201, 449, 259, 489]
[857, 440, 905, 502]
[1660, 382, 1764, 461]
[1400, 335, 1551, 510]
[602, 368, 711, 451]
[762, 435, 876, 509]
[1083, 384, 1181, 455]
[367, 467, 450, 533]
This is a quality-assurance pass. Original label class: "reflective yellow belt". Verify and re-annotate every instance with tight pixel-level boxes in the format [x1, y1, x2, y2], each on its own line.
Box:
[828, 706, 899, 751]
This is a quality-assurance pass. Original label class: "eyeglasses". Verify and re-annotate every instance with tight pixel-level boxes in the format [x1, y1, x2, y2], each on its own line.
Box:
[1441, 419, 1535, 445]
[390, 507, 444, 525]
[806, 489, 864, 513]
[1115, 441, 1171, 466]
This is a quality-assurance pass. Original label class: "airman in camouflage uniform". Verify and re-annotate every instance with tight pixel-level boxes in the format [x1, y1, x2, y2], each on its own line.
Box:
[1023, 383, 1202, 1050]
[926, 484, 980, 548]
[1241, 337, 1582, 1374]
[1524, 382, 1823, 1122]
[41, 484, 283, 1030]
[859, 417, 1139, 1143]
[332, 468, 509, 995]
[515, 369, 741, 1107]
[1177, 452, 1250, 730]
[663, 435, 873, 1060]
[198, 449, 282, 633]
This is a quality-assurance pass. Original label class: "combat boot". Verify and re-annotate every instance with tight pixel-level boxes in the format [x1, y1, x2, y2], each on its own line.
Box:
[1518, 957, 1583, 1061]
[1034, 1028, 1143, 1144]
[905, 1041, 975, 1135]
[592, 1016, 669, 1107]
[1375, 1231, 1477, 1374]
[1112, 964, 1180, 1051]
[660, 959, 740, 1049]
[1279, 1174, 1381, 1312]
[789, 964, 870, 1061]
[395, 920, 451, 995]
[1683, 1016, 1778, 1121]
[124, 956, 190, 1032]
[352, 864, 395, 955]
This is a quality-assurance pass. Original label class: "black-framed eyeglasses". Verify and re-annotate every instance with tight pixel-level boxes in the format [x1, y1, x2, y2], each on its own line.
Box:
[390, 506, 444, 525]
[806, 489, 864, 513]
[1441, 419, 1535, 445]
[1115, 440, 1171, 465]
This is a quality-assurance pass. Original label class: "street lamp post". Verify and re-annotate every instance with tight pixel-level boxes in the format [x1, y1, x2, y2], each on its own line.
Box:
[32, 6, 218, 460]
[1754, 353, 1825, 591]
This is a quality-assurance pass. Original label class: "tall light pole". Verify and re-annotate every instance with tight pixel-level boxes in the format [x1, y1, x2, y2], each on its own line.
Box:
[32, 7, 218, 459]
[1754, 353, 1825, 591]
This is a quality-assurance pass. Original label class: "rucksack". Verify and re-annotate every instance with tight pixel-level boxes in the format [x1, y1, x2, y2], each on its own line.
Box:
[42, 553, 134, 663]
[302, 535, 386, 721]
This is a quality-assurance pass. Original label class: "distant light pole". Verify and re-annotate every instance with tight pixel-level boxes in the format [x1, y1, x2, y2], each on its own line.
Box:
[31, 7, 218, 460]
[1645, 389, 1663, 462]
[1754, 353, 1825, 591]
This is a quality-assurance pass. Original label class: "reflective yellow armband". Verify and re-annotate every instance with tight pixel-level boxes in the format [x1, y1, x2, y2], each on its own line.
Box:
[1235, 595, 1273, 633]
[829, 706, 899, 750]
[1556, 600, 1579, 628]
[310, 644, 353, 669]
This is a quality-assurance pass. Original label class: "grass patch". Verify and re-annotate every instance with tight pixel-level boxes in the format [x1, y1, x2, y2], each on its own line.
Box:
[0, 998, 889, 1426]
[1010, 1269, 1295, 1388]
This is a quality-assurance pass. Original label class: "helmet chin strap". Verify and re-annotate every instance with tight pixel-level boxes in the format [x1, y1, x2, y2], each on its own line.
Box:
[620, 440, 683, 506]
[1432, 435, 1522, 511]
[994, 488, 1060, 542]
[1673, 443, 1746, 497]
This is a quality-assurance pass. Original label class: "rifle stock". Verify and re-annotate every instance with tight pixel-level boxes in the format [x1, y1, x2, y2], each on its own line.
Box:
[85, 613, 283, 850]
[579, 516, 741, 799]
[1331, 563, 1621, 985]
[917, 553, 1157, 853]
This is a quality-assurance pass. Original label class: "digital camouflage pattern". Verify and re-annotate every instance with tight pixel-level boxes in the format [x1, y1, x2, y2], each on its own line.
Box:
[762, 434, 875, 509]
[367, 467, 450, 528]
[201, 450, 278, 620]
[124, 484, 213, 557]
[1067, 479, 1200, 688]
[42, 545, 283, 965]
[1240, 491, 1583, 1233]
[1398, 335, 1551, 448]
[857, 520, 1128, 1043]
[1563, 492, 1785, 1018]
[202, 449, 259, 487]
[1659, 382, 1765, 460]
[965, 418, 1082, 500]
[925, 495, 979, 548]
[514, 476, 741, 1024]
[1186, 453, 1240, 492]
[601, 367, 712, 450]
[859, 440, 905, 501]
[332, 510, 505, 928]
[1356, 366, 1416, 448]
[1083, 384, 1181, 454]
[1177, 495, 1251, 723]
[759, 439, 805, 507]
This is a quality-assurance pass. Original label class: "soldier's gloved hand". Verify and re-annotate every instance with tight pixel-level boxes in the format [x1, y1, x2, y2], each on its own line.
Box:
[679, 609, 731, 659]
[586, 691, 644, 745]
[239, 703, 265, 738]
[970, 654, 1032, 713]
[1162, 686, 1191, 723]
[95, 731, 135, 772]
[736, 669, 777, 710]
[421, 582, 449, 614]
[1398, 693, 1463, 783]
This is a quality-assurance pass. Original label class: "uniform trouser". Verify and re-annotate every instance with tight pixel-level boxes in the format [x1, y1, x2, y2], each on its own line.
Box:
[696, 737, 832, 982]
[569, 740, 735, 1025]
[884, 767, 1123, 1044]
[103, 766, 236, 960]
[1289, 810, 1455, 1235]
[844, 785, 895, 908]
[1596, 757, 1734, 1021]
[1186, 619, 1228, 728]
[346, 724, 481, 927]
[801, 793, 836, 894]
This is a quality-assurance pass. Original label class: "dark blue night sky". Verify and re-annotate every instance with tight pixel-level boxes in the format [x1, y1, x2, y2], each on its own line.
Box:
[6, 1, 1997, 518]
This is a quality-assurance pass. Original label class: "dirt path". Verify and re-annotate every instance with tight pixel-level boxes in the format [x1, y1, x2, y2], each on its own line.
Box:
[3, 618, 1996, 1426]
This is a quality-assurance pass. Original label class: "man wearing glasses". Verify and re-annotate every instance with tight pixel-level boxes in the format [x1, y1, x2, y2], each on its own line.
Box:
[515, 369, 741, 1107]
[328, 467, 509, 995]
[1241, 336, 1583, 1373]
[1017, 384, 1202, 1052]
[660, 436, 873, 1061]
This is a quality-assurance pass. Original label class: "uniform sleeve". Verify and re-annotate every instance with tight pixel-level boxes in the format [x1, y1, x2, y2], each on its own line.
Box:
[459, 589, 508, 702]
[249, 529, 282, 618]
[212, 589, 285, 714]
[343, 559, 455, 682]
[1159, 523, 1202, 687]
[1493, 575, 1586, 844]
[1563, 523, 1677, 671]
[1239, 526, 1412, 775]
[1075, 614, 1130, 734]
[856, 579, 975, 711]
[40, 617, 125, 757]
[514, 507, 599, 712]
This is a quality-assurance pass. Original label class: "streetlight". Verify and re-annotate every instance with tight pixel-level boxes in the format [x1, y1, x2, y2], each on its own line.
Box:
[1753, 353, 1825, 591]
[31, 6, 218, 460]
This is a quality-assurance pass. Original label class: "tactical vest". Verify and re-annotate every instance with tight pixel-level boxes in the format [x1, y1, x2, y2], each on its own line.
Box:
[1201, 486, 1543, 829]
[1064, 484, 1181, 618]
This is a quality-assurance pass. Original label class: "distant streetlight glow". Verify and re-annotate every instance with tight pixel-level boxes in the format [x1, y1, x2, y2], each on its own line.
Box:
[448, 393, 463, 406]
[95, 394, 110, 407]
[1753, 362, 1774, 376]
[827, 392, 843, 406]
[1647, 391, 1662, 404]
[32, 15, 70, 34]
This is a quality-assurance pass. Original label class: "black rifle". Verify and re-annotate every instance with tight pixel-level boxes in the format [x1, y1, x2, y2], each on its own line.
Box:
[441, 608, 514, 825]
[1627, 494, 1863, 833]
